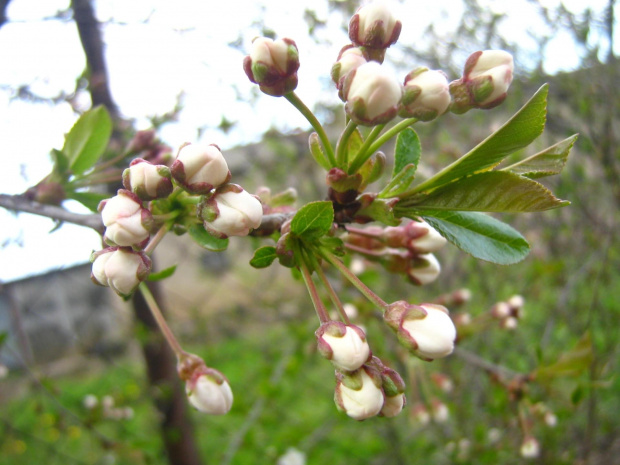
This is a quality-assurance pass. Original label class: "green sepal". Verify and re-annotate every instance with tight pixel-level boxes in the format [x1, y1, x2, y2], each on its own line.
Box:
[188, 224, 229, 252]
[148, 265, 177, 281]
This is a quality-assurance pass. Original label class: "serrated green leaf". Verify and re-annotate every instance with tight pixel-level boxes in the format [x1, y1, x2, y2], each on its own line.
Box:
[393, 128, 421, 176]
[250, 246, 277, 268]
[403, 171, 569, 213]
[410, 85, 549, 194]
[502, 134, 577, 179]
[379, 164, 417, 198]
[290, 201, 334, 241]
[412, 210, 530, 264]
[533, 332, 593, 380]
[148, 265, 177, 281]
[188, 224, 229, 251]
[63, 106, 112, 175]
[68, 191, 109, 212]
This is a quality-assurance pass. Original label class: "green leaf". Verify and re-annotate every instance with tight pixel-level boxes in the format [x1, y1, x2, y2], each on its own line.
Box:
[345, 127, 364, 166]
[63, 106, 113, 175]
[148, 265, 177, 281]
[411, 85, 549, 194]
[250, 246, 277, 268]
[571, 385, 585, 405]
[290, 201, 334, 241]
[404, 171, 570, 212]
[68, 191, 109, 212]
[533, 332, 593, 380]
[309, 132, 331, 170]
[50, 149, 70, 179]
[502, 134, 577, 179]
[318, 236, 345, 256]
[414, 210, 530, 264]
[356, 196, 400, 225]
[393, 128, 421, 177]
[188, 224, 229, 251]
[379, 164, 417, 198]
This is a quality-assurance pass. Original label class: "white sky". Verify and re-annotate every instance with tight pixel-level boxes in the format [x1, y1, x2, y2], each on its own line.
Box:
[0, 0, 617, 281]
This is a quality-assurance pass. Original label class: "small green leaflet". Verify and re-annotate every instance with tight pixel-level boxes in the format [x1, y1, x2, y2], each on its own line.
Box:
[290, 201, 334, 241]
[415, 210, 530, 264]
[148, 265, 177, 281]
[533, 332, 593, 380]
[188, 224, 229, 251]
[63, 106, 112, 175]
[393, 128, 421, 176]
[502, 134, 577, 179]
[250, 246, 277, 268]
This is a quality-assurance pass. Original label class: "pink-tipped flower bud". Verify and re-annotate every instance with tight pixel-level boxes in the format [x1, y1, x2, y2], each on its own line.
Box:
[450, 50, 514, 113]
[199, 184, 263, 238]
[384, 301, 456, 360]
[407, 253, 441, 286]
[316, 322, 371, 372]
[342, 62, 402, 126]
[243, 37, 300, 97]
[122, 158, 173, 200]
[399, 68, 451, 121]
[403, 220, 447, 253]
[367, 357, 406, 418]
[348, 1, 401, 62]
[520, 436, 540, 459]
[99, 190, 152, 248]
[431, 399, 449, 423]
[331, 45, 368, 97]
[171, 143, 231, 195]
[334, 366, 384, 420]
[186, 369, 233, 415]
[91, 247, 152, 297]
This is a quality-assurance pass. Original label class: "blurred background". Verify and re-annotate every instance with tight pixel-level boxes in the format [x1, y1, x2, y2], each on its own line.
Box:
[0, 0, 618, 464]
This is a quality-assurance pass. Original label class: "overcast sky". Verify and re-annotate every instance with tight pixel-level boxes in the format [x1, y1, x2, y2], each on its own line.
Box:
[0, 0, 616, 281]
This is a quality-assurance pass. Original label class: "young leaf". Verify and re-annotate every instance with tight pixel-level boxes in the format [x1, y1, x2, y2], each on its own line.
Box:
[411, 210, 530, 264]
[63, 106, 113, 175]
[393, 127, 421, 176]
[148, 265, 177, 281]
[356, 196, 400, 225]
[345, 127, 364, 167]
[50, 149, 70, 179]
[309, 132, 331, 170]
[502, 134, 577, 179]
[379, 164, 417, 198]
[533, 332, 593, 380]
[68, 191, 109, 212]
[410, 85, 549, 194]
[403, 171, 570, 212]
[290, 201, 334, 241]
[188, 224, 229, 251]
[250, 246, 278, 268]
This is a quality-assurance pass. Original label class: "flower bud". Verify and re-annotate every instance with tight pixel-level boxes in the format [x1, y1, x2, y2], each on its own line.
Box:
[186, 368, 233, 415]
[316, 322, 371, 372]
[385, 220, 447, 253]
[431, 399, 449, 422]
[407, 253, 441, 286]
[82, 394, 98, 409]
[334, 366, 384, 420]
[384, 301, 456, 360]
[243, 37, 300, 97]
[348, 1, 401, 61]
[342, 61, 402, 126]
[399, 68, 451, 121]
[91, 247, 152, 297]
[171, 143, 230, 195]
[200, 184, 263, 238]
[99, 190, 152, 248]
[411, 402, 431, 425]
[520, 436, 540, 459]
[450, 50, 514, 113]
[122, 158, 173, 200]
[331, 45, 368, 96]
[367, 357, 406, 418]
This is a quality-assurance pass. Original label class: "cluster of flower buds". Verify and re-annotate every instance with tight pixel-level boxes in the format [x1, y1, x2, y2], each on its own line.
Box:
[449, 50, 514, 114]
[82, 394, 134, 421]
[92, 142, 263, 298]
[384, 301, 456, 360]
[178, 353, 233, 415]
[243, 37, 300, 97]
[346, 220, 447, 285]
[491, 294, 525, 330]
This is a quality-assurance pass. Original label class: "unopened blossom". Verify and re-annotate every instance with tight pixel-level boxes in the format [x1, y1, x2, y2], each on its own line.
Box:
[407, 253, 441, 286]
[520, 436, 540, 459]
[384, 301, 457, 360]
[399, 68, 451, 121]
[99, 190, 152, 247]
[385, 220, 447, 253]
[331, 45, 368, 94]
[171, 143, 230, 195]
[243, 37, 299, 96]
[348, 0, 401, 61]
[277, 447, 306, 465]
[342, 61, 402, 125]
[431, 399, 449, 423]
[91, 247, 152, 297]
[334, 366, 384, 420]
[186, 368, 233, 415]
[451, 50, 514, 113]
[200, 184, 263, 238]
[316, 322, 371, 372]
[373, 359, 406, 417]
[122, 158, 173, 200]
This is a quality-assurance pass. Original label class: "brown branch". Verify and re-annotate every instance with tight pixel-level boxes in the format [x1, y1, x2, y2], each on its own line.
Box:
[453, 346, 525, 381]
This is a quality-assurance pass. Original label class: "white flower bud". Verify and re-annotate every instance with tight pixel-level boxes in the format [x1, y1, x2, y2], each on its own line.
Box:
[201, 185, 263, 238]
[331, 45, 368, 92]
[507, 294, 525, 309]
[187, 372, 233, 415]
[406, 221, 447, 253]
[465, 50, 514, 107]
[381, 393, 405, 418]
[277, 447, 306, 465]
[412, 403, 431, 425]
[316, 322, 371, 372]
[398, 303, 456, 360]
[99, 190, 152, 247]
[342, 61, 402, 126]
[492, 301, 511, 319]
[520, 436, 540, 459]
[122, 158, 173, 200]
[243, 37, 300, 96]
[0, 364, 8, 379]
[408, 253, 441, 286]
[544, 411, 558, 427]
[399, 68, 451, 121]
[334, 367, 384, 420]
[82, 394, 98, 409]
[501, 316, 519, 330]
[171, 143, 230, 195]
[349, 1, 401, 54]
[91, 247, 152, 297]
[431, 399, 449, 423]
